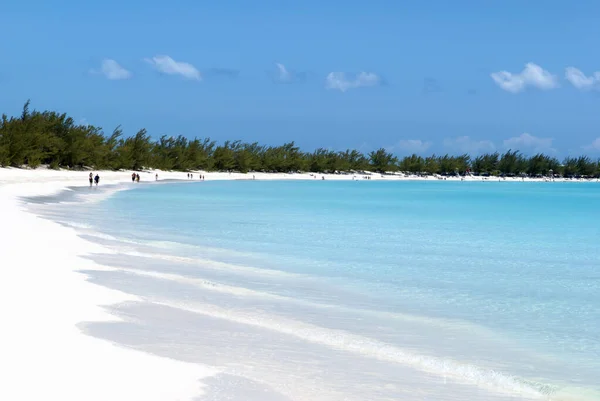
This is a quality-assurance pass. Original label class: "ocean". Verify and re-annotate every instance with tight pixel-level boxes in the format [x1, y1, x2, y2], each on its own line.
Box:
[30, 180, 600, 401]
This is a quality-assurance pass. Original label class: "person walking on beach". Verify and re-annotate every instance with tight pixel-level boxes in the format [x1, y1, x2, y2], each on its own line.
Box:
[136, 173, 140, 182]
[94, 174, 100, 186]
[132, 173, 136, 182]
[89, 172, 93, 187]
[155, 173, 158, 181]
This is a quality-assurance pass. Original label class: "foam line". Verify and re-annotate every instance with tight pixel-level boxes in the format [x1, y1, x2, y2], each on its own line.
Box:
[153, 299, 554, 399]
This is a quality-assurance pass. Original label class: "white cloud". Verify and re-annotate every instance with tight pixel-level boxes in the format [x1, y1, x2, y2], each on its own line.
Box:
[583, 138, 600, 152]
[565, 67, 600, 91]
[503, 133, 555, 153]
[93, 59, 132, 80]
[145, 55, 201, 80]
[390, 139, 433, 154]
[443, 136, 496, 154]
[490, 63, 558, 93]
[325, 71, 381, 92]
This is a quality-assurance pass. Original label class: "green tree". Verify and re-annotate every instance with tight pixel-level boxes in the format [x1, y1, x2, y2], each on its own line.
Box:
[369, 148, 397, 173]
[213, 141, 236, 171]
[120, 129, 152, 170]
[4, 100, 600, 178]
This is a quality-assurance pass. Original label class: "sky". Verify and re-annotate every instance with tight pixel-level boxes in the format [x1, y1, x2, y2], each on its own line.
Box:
[2, 0, 600, 157]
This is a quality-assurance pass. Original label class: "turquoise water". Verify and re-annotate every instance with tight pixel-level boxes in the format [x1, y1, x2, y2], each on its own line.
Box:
[35, 181, 600, 400]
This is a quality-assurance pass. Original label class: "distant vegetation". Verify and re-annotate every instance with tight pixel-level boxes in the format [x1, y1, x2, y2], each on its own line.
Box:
[1, 101, 599, 177]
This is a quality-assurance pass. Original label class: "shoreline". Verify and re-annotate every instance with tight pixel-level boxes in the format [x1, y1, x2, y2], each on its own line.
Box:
[0, 169, 219, 401]
[2, 166, 599, 187]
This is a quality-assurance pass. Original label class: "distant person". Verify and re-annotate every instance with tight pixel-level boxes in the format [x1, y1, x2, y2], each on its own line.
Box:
[155, 173, 158, 181]
[94, 174, 100, 186]
[132, 173, 136, 182]
[89, 172, 93, 186]
[191, 173, 194, 179]
[136, 173, 140, 182]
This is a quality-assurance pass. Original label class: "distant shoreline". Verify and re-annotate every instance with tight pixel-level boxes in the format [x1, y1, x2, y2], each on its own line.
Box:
[1, 167, 599, 189]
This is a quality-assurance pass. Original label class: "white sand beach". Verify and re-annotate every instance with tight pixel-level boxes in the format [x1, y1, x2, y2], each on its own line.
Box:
[0, 167, 596, 401]
[0, 170, 220, 401]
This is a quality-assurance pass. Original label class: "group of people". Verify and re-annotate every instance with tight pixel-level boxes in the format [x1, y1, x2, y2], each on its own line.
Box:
[135, 172, 159, 181]
[88, 172, 100, 186]
[88, 171, 208, 187]
[187, 173, 205, 180]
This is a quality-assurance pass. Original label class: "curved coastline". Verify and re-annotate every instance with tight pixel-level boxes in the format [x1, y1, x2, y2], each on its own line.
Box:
[0, 170, 219, 401]
[1, 168, 599, 401]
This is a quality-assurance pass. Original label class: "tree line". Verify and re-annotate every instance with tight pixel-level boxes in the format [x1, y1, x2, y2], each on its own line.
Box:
[1, 101, 599, 177]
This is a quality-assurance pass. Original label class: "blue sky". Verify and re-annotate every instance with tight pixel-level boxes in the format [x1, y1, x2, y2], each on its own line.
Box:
[3, 0, 600, 157]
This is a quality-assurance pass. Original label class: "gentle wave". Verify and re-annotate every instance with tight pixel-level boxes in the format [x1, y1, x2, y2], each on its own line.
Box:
[117, 266, 512, 333]
[152, 299, 554, 399]
[68, 229, 290, 271]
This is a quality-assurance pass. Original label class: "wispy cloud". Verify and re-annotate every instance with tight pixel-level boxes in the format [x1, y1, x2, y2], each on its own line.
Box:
[325, 71, 381, 92]
[565, 67, 600, 91]
[276, 63, 292, 82]
[92, 59, 132, 80]
[388, 139, 433, 154]
[490, 63, 558, 93]
[443, 136, 496, 155]
[503, 133, 555, 154]
[270, 62, 306, 83]
[145, 55, 201, 80]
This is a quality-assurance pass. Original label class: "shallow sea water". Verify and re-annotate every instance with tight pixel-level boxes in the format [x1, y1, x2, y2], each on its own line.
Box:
[29, 180, 600, 401]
